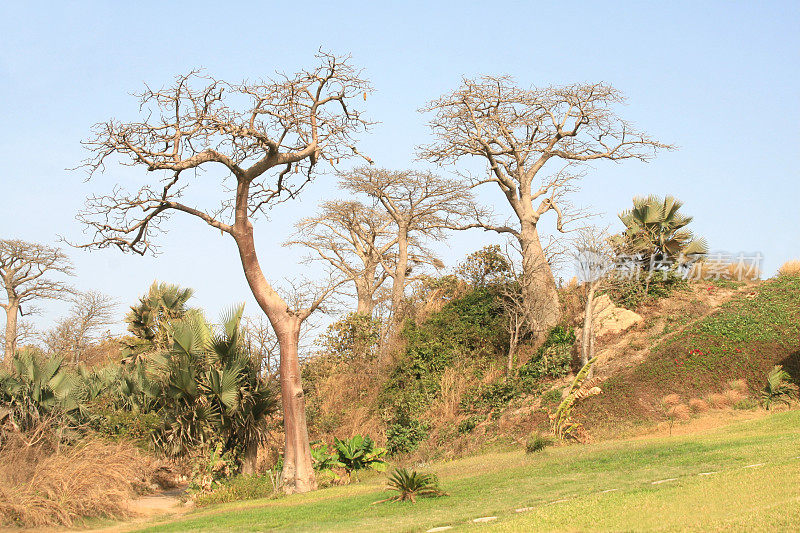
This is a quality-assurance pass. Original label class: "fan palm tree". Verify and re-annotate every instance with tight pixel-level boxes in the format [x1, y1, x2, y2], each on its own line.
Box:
[124, 281, 195, 352]
[617, 195, 708, 271]
[151, 306, 278, 473]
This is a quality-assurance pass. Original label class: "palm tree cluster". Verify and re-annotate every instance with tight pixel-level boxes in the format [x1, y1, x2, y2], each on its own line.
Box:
[0, 283, 277, 473]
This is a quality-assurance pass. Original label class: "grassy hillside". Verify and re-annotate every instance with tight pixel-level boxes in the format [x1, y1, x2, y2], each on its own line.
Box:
[126, 410, 800, 532]
[578, 275, 800, 434]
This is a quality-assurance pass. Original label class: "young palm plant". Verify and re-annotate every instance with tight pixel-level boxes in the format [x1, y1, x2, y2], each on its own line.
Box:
[761, 365, 798, 410]
[374, 468, 447, 503]
[0, 349, 84, 430]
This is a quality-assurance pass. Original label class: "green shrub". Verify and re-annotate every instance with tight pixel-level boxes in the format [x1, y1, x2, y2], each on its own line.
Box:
[604, 271, 688, 310]
[386, 419, 429, 456]
[193, 474, 276, 506]
[457, 414, 484, 434]
[187, 442, 239, 498]
[517, 325, 576, 381]
[460, 380, 519, 414]
[525, 432, 553, 453]
[88, 398, 162, 444]
[733, 397, 758, 410]
[310, 442, 341, 471]
[380, 287, 505, 443]
[540, 388, 563, 406]
[319, 313, 381, 361]
[333, 435, 387, 474]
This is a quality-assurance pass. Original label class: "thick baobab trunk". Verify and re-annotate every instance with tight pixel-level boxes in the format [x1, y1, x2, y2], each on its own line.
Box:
[518, 224, 561, 336]
[390, 228, 409, 324]
[354, 271, 375, 315]
[274, 320, 316, 492]
[3, 301, 18, 361]
[234, 224, 316, 494]
[355, 292, 374, 315]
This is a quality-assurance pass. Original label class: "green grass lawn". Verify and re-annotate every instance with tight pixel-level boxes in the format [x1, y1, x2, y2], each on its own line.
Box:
[127, 410, 800, 532]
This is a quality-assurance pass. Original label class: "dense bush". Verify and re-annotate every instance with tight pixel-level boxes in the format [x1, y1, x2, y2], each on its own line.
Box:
[516, 325, 576, 383]
[525, 432, 553, 453]
[319, 312, 381, 361]
[386, 419, 429, 456]
[380, 287, 505, 450]
[88, 398, 161, 443]
[460, 380, 519, 415]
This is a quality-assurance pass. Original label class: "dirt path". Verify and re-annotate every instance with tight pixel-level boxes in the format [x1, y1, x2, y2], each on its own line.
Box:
[82, 488, 189, 533]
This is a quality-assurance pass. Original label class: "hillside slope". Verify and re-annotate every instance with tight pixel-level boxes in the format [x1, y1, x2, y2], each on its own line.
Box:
[576, 275, 800, 435]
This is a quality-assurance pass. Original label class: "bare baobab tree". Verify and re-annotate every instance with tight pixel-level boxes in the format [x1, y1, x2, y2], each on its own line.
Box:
[42, 291, 117, 364]
[420, 78, 671, 334]
[341, 167, 476, 323]
[0, 239, 74, 361]
[287, 200, 393, 315]
[74, 52, 372, 493]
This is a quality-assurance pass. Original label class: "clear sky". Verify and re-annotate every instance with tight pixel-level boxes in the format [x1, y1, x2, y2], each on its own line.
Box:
[1, 1, 798, 338]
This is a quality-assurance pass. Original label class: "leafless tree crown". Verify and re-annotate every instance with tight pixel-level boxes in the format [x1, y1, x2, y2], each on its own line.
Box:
[419, 77, 673, 235]
[288, 200, 393, 279]
[0, 239, 74, 312]
[341, 167, 477, 239]
[76, 51, 373, 255]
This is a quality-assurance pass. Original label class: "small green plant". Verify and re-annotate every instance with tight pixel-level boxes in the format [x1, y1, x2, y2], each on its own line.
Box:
[457, 414, 484, 434]
[375, 468, 447, 503]
[551, 357, 596, 441]
[525, 432, 553, 453]
[334, 435, 387, 475]
[540, 388, 563, 406]
[516, 325, 576, 382]
[187, 441, 239, 498]
[760, 365, 798, 410]
[733, 397, 758, 410]
[310, 442, 341, 471]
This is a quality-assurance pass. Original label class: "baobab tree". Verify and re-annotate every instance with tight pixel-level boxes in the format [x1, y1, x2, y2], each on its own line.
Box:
[420, 78, 671, 334]
[287, 200, 393, 315]
[74, 52, 371, 493]
[43, 291, 117, 364]
[0, 239, 74, 361]
[341, 167, 477, 323]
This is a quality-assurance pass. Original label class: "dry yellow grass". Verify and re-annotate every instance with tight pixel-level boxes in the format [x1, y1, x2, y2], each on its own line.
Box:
[723, 389, 745, 405]
[689, 260, 761, 282]
[0, 431, 150, 528]
[668, 403, 692, 421]
[688, 398, 709, 413]
[707, 393, 730, 409]
[661, 394, 682, 406]
[428, 365, 470, 423]
[778, 260, 800, 277]
[727, 379, 748, 392]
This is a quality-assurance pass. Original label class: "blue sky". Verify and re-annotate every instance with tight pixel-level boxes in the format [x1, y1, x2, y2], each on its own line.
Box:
[1, 1, 798, 336]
